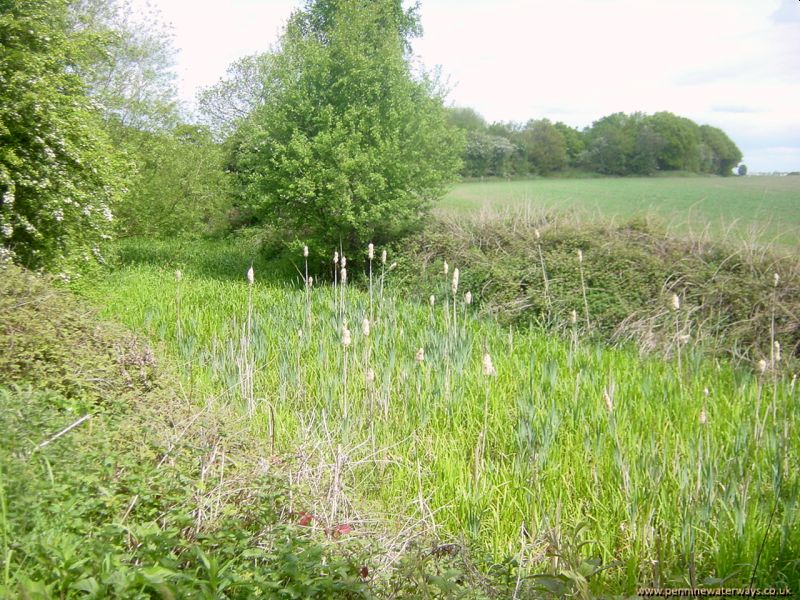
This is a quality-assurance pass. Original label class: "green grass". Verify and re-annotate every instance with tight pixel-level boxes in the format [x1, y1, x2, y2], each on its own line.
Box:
[440, 176, 800, 246]
[70, 238, 800, 595]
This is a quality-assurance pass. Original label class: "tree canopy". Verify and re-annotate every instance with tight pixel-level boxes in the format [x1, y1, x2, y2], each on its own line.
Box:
[229, 0, 463, 259]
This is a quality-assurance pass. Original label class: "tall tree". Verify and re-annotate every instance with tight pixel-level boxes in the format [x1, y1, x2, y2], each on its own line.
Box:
[231, 0, 463, 259]
[519, 119, 567, 174]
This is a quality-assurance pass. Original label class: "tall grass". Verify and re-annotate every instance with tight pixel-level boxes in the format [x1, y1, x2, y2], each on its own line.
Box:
[76, 238, 800, 593]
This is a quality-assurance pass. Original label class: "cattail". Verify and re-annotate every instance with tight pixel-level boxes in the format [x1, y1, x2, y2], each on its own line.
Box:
[175, 269, 182, 282]
[303, 245, 309, 257]
[341, 255, 347, 268]
[671, 293, 680, 311]
[361, 318, 370, 337]
[577, 248, 583, 263]
[307, 275, 313, 288]
[443, 260, 449, 276]
[429, 295, 435, 307]
[534, 228, 540, 241]
[340, 267, 347, 284]
[365, 368, 375, 384]
[774, 273, 780, 287]
[482, 353, 496, 377]
[368, 243, 374, 260]
[570, 309, 578, 325]
[247, 265, 254, 285]
[603, 388, 614, 413]
[334, 251, 339, 264]
[774, 341, 781, 362]
[342, 327, 352, 347]
[758, 359, 767, 374]
[465, 291, 472, 305]
[699, 406, 708, 425]
[451, 268, 460, 295]
[381, 249, 387, 265]
[415, 347, 425, 364]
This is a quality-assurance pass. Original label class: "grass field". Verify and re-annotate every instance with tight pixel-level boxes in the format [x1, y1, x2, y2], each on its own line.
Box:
[440, 176, 800, 246]
[70, 238, 800, 594]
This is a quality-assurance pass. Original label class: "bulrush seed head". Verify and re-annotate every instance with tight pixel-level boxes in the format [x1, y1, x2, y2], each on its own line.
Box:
[758, 359, 767, 374]
[443, 260, 449, 276]
[534, 228, 540, 240]
[307, 276, 313, 287]
[361, 318, 370, 337]
[703, 387, 710, 397]
[774, 341, 782, 362]
[341, 255, 347, 268]
[415, 347, 425, 364]
[774, 272, 780, 287]
[699, 407, 708, 425]
[381, 249, 387, 265]
[175, 269, 182, 282]
[303, 245, 309, 257]
[603, 388, 614, 413]
[577, 248, 583, 263]
[571, 309, 578, 325]
[465, 291, 472, 305]
[368, 243, 374, 260]
[247, 266, 254, 285]
[482, 353, 496, 376]
[389, 262, 397, 270]
[340, 267, 347, 284]
[451, 268, 460, 295]
[429, 295, 435, 307]
[334, 250, 339, 264]
[366, 368, 375, 384]
[671, 293, 680, 311]
[342, 327, 351, 347]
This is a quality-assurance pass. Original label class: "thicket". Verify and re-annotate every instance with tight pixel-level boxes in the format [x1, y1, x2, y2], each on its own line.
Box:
[395, 212, 799, 365]
[449, 108, 743, 179]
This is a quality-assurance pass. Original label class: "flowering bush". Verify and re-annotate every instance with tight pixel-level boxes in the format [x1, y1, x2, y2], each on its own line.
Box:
[0, 0, 129, 271]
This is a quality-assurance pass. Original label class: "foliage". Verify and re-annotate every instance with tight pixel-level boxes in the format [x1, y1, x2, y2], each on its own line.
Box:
[230, 0, 463, 264]
[396, 212, 800, 363]
[197, 52, 274, 140]
[519, 119, 568, 175]
[73, 236, 800, 594]
[0, 0, 128, 270]
[738, 164, 748, 176]
[114, 124, 232, 238]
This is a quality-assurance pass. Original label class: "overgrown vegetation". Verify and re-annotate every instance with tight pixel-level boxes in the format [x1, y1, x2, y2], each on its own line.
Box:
[395, 211, 800, 365]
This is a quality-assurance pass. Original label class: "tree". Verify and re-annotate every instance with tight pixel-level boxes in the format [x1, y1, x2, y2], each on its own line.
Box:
[699, 125, 742, 176]
[0, 0, 128, 270]
[447, 107, 488, 133]
[738, 164, 747, 176]
[519, 119, 567, 174]
[553, 122, 585, 167]
[648, 111, 701, 172]
[231, 0, 462, 259]
[197, 52, 274, 140]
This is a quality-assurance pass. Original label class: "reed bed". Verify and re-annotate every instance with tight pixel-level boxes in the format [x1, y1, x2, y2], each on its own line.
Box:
[77, 238, 799, 592]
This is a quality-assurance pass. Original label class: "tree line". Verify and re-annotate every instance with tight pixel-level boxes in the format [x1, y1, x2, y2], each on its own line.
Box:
[449, 108, 743, 178]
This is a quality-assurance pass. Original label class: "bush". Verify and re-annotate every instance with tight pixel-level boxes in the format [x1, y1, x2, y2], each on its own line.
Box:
[395, 212, 800, 364]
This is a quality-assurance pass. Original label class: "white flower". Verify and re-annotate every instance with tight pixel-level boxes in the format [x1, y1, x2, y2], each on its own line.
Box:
[1, 223, 12, 238]
[82, 206, 92, 217]
[101, 206, 113, 222]
[303, 245, 309, 257]
[53, 208, 64, 222]
[2, 190, 14, 206]
[368, 243, 374, 260]
[482, 353, 496, 376]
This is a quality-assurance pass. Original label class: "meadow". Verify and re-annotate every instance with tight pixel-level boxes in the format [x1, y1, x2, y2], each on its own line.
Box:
[72, 237, 800, 594]
[441, 176, 800, 246]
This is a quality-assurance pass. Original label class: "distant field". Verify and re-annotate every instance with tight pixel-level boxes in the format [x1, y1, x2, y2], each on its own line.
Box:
[440, 176, 800, 246]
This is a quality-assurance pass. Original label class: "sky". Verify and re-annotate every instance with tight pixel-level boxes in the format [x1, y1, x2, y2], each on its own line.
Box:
[144, 0, 800, 172]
